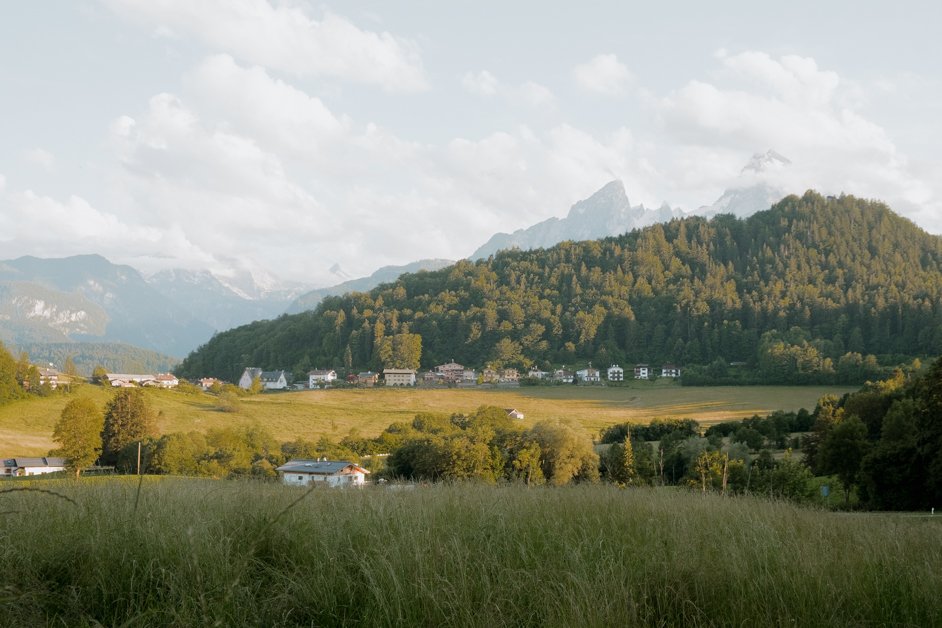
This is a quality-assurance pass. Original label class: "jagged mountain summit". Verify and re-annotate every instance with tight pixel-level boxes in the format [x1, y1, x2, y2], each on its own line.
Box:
[698, 149, 790, 218]
[741, 149, 791, 175]
[470, 180, 682, 260]
[471, 150, 792, 259]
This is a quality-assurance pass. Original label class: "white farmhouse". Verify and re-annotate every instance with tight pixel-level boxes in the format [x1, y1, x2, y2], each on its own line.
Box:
[275, 460, 370, 487]
[634, 364, 650, 380]
[239, 367, 263, 389]
[3, 457, 67, 477]
[260, 370, 290, 390]
[607, 364, 624, 381]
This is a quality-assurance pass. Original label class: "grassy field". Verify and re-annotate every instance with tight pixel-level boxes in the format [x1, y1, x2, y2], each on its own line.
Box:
[0, 381, 857, 455]
[1, 477, 939, 626]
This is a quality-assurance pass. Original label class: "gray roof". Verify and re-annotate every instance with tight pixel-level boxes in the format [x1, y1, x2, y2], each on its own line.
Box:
[260, 370, 287, 382]
[3, 457, 67, 468]
[276, 459, 368, 475]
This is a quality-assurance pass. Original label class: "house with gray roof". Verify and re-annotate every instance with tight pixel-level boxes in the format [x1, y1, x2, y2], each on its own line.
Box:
[275, 459, 370, 487]
[3, 457, 67, 477]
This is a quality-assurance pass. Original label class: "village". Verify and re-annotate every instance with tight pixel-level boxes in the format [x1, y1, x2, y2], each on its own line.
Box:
[236, 361, 683, 391]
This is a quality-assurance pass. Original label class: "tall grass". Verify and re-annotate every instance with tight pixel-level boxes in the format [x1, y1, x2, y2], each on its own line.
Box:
[1, 478, 939, 626]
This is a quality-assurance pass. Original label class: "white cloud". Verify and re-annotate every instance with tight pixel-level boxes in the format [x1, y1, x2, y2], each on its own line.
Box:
[573, 53, 632, 95]
[461, 70, 555, 109]
[183, 54, 350, 162]
[461, 70, 498, 96]
[514, 81, 555, 108]
[0, 174, 5, 191]
[0, 188, 173, 262]
[655, 50, 937, 219]
[24, 148, 56, 170]
[103, 0, 428, 91]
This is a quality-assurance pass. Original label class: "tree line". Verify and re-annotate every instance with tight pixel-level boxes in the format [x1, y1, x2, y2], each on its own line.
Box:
[51, 357, 941, 509]
[177, 192, 942, 384]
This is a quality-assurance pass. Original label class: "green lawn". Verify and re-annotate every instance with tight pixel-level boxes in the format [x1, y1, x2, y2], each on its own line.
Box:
[0, 381, 857, 455]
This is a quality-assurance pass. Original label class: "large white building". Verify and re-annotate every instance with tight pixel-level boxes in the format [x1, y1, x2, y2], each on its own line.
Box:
[383, 368, 416, 386]
[607, 364, 624, 381]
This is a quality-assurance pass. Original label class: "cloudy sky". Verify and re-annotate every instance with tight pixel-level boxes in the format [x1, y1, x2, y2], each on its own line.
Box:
[2, 1, 941, 287]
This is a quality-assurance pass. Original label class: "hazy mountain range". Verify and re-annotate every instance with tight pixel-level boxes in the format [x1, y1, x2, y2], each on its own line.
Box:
[0, 151, 789, 360]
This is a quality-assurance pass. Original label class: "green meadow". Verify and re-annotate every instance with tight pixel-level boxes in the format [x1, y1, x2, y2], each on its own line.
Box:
[1, 382, 856, 455]
[1, 478, 939, 626]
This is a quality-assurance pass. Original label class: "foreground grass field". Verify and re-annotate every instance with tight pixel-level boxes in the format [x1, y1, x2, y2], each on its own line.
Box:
[1, 382, 857, 455]
[1, 478, 939, 626]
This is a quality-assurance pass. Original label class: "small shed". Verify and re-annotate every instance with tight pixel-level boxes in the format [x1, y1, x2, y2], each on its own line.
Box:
[275, 459, 370, 487]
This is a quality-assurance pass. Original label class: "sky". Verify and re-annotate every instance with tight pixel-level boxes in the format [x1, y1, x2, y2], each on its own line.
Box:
[1, 1, 941, 288]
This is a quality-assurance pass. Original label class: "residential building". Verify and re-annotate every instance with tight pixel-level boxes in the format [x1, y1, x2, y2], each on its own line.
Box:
[481, 368, 499, 383]
[239, 367, 263, 390]
[422, 371, 443, 385]
[260, 370, 290, 390]
[275, 459, 370, 487]
[576, 367, 600, 383]
[152, 373, 179, 388]
[3, 457, 67, 477]
[527, 367, 548, 380]
[199, 377, 222, 390]
[106, 373, 157, 387]
[462, 369, 477, 383]
[634, 364, 650, 380]
[38, 368, 59, 389]
[553, 369, 574, 384]
[308, 369, 337, 388]
[357, 371, 379, 386]
[660, 364, 681, 378]
[434, 361, 465, 381]
[499, 368, 519, 383]
[607, 364, 624, 382]
[384, 368, 416, 386]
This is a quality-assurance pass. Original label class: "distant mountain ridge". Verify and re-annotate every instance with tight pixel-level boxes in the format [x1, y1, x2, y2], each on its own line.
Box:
[0, 255, 213, 357]
[146, 268, 303, 331]
[286, 259, 456, 314]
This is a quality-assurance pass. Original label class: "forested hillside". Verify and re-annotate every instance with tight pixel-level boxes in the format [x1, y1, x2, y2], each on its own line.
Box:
[177, 192, 942, 383]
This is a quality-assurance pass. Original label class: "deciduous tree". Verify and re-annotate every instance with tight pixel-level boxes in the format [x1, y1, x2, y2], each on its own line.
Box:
[53, 397, 104, 478]
[101, 388, 157, 465]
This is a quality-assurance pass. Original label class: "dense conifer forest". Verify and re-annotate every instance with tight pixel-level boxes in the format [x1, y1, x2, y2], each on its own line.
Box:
[177, 191, 942, 383]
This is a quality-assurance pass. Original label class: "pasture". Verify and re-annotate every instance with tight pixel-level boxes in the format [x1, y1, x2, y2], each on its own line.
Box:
[0, 381, 857, 455]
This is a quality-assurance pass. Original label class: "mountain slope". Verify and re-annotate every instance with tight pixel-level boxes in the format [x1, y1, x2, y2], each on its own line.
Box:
[285, 259, 455, 314]
[147, 268, 299, 331]
[0, 255, 214, 357]
[177, 192, 942, 382]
